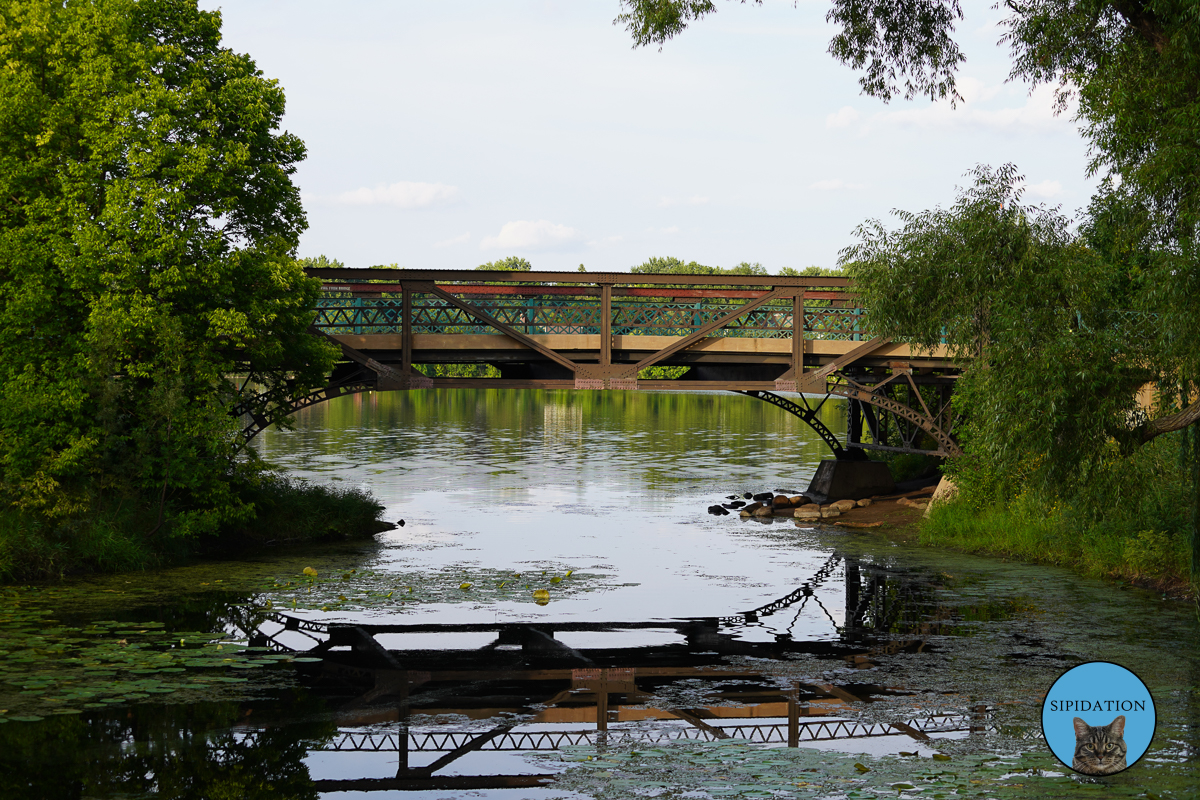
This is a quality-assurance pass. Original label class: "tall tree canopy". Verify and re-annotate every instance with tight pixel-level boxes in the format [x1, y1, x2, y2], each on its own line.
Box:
[843, 164, 1163, 491]
[0, 0, 336, 532]
[616, 0, 1200, 433]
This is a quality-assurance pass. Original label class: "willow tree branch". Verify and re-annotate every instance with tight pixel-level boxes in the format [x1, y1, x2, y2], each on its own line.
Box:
[1139, 400, 1200, 444]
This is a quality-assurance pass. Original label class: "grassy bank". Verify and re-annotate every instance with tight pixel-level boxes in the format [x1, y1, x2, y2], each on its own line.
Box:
[0, 474, 387, 582]
[920, 500, 1192, 595]
[918, 433, 1196, 596]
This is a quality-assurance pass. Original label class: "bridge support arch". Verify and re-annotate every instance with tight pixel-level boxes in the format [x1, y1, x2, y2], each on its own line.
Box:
[734, 390, 864, 461]
[232, 332, 431, 447]
[736, 378, 961, 462]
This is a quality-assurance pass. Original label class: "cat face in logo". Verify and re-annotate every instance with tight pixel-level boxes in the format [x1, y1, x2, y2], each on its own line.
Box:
[1072, 715, 1127, 775]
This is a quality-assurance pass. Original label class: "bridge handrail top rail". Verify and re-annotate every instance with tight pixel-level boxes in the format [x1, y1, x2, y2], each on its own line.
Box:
[318, 284, 859, 301]
[306, 267, 851, 289]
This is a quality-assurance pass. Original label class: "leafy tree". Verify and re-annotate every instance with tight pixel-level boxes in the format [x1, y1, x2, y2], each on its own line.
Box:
[727, 260, 769, 275]
[477, 256, 532, 271]
[843, 164, 1157, 491]
[631, 256, 767, 275]
[632, 256, 713, 274]
[0, 0, 337, 535]
[779, 265, 844, 278]
[298, 255, 345, 270]
[616, 2, 1200, 404]
[616, 0, 965, 102]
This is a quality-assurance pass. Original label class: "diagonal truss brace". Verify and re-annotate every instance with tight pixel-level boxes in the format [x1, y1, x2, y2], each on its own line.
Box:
[826, 373, 963, 457]
[313, 327, 432, 390]
[578, 288, 791, 389]
[785, 335, 892, 393]
[411, 281, 580, 373]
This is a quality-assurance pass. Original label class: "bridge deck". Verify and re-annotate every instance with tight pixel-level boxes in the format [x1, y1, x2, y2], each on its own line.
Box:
[333, 333, 952, 365]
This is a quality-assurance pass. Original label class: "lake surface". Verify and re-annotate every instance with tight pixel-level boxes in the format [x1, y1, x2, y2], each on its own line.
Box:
[3, 389, 1198, 798]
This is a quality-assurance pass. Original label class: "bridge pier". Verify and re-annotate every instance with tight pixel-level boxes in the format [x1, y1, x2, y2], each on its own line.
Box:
[805, 459, 894, 504]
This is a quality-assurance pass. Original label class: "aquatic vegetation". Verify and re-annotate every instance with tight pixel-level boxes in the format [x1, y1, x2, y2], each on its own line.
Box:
[542, 739, 1169, 798]
[0, 593, 291, 720]
[0, 554, 615, 720]
[249, 564, 600, 613]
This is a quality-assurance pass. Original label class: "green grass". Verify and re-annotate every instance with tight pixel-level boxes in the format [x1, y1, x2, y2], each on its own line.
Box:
[921, 432, 1197, 593]
[0, 507, 155, 581]
[921, 496, 1192, 590]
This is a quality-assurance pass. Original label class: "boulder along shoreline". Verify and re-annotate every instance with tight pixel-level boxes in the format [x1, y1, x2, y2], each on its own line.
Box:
[706, 482, 943, 532]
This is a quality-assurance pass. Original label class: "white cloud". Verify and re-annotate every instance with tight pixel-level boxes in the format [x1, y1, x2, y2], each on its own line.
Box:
[658, 195, 710, 207]
[661, 226, 680, 234]
[956, 76, 1004, 105]
[334, 181, 459, 208]
[1021, 180, 1064, 200]
[480, 219, 583, 251]
[434, 232, 471, 248]
[825, 106, 860, 128]
[809, 179, 865, 191]
[586, 234, 625, 248]
[871, 82, 1074, 133]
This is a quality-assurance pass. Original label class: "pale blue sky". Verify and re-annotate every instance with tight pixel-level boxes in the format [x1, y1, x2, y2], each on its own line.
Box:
[201, 1, 1096, 272]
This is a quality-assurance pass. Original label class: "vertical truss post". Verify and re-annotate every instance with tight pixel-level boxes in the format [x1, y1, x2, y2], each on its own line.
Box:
[969, 704, 988, 736]
[402, 283, 413, 374]
[596, 669, 609, 732]
[848, 399, 862, 448]
[787, 683, 800, 747]
[792, 294, 803, 376]
[600, 283, 612, 366]
[397, 725, 410, 775]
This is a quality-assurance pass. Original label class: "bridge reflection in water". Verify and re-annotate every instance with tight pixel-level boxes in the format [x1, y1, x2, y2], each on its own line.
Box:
[232, 553, 994, 793]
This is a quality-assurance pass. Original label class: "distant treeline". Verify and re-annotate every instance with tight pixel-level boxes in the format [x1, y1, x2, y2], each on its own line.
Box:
[298, 254, 846, 279]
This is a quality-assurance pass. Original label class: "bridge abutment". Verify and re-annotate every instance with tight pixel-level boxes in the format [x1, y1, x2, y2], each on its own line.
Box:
[805, 459, 894, 504]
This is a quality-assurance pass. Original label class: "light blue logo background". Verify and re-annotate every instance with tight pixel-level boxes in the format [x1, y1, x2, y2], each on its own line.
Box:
[1042, 661, 1155, 771]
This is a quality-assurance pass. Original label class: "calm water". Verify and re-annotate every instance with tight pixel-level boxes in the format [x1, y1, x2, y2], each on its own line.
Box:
[3, 389, 1198, 799]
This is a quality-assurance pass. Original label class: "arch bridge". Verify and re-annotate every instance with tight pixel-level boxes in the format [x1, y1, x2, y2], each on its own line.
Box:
[234, 268, 962, 459]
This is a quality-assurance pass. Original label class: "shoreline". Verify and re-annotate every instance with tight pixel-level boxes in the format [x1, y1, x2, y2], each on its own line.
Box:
[735, 483, 1194, 601]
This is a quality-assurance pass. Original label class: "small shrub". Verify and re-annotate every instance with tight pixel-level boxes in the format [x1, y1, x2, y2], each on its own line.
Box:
[219, 474, 386, 547]
[638, 365, 689, 379]
[883, 453, 942, 483]
[0, 471, 387, 581]
[415, 363, 500, 378]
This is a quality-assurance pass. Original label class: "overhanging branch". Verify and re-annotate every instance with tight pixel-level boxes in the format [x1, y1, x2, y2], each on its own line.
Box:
[1139, 400, 1200, 443]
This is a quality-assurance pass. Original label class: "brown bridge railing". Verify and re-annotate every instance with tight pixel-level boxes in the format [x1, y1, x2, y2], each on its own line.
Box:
[314, 281, 870, 341]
